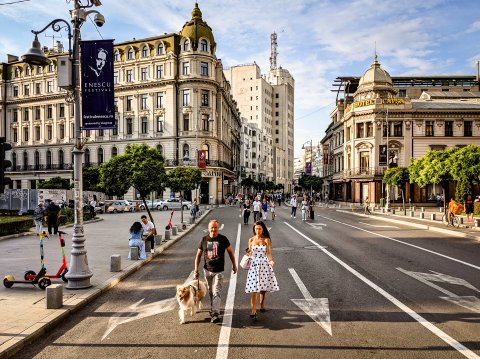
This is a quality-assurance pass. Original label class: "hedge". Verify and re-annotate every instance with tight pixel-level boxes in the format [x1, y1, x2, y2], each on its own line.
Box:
[0, 217, 34, 236]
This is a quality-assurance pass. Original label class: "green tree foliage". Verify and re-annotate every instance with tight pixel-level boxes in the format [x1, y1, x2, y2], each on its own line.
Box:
[241, 176, 254, 189]
[445, 145, 480, 200]
[409, 149, 455, 189]
[166, 166, 202, 223]
[298, 175, 323, 192]
[383, 167, 409, 210]
[83, 166, 104, 192]
[100, 144, 166, 222]
[37, 176, 71, 189]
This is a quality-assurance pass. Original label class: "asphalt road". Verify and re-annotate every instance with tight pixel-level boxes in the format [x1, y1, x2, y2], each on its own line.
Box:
[11, 205, 480, 359]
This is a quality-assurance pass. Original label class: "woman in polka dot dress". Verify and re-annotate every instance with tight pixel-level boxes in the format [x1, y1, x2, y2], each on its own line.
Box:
[245, 221, 279, 320]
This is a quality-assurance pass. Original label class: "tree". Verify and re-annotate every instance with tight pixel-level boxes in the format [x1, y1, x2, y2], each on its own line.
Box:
[241, 176, 254, 194]
[165, 166, 202, 225]
[445, 145, 480, 201]
[83, 166, 104, 192]
[383, 167, 409, 211]
[298, 175, 323, 193]
[100, 144, 166, 223]
[37, 176, 71, 189]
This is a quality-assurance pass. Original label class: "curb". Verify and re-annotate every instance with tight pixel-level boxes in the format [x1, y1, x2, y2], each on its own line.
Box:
[336, 209, 480, 242]
[1, 210, 212, 359]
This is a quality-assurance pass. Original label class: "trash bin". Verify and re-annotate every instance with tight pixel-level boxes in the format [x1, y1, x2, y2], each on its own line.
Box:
[380, 198, 385, 208]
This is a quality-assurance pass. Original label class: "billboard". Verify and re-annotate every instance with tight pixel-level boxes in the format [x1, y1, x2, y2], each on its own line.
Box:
[379, 145, 387, 166]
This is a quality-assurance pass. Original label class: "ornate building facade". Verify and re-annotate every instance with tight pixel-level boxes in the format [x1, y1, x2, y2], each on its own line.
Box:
[0, 4, 241, 203]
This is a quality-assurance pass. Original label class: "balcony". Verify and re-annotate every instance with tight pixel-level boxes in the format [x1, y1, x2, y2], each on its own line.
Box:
[10, 164, 74, 172]
[343, 167, 386, 179]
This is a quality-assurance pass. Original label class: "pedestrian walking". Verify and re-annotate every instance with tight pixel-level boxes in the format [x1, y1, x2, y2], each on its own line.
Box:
[301, 196, 308, 221]
[252, 197, 261, 222]
[363, 196, 371, 215]
[465, 194, 474, 223]
[243, 199, 251, 225]
[270, 198, 276, 221]
[245, 221, 279, 320]
[128, 221, 146, 260]
[261, 198, 268, 220]
[194, 219, 237, 323]
[290, 194, 297, 218]
[33, 203, 45, 235]
[45, 200, 61, 235]
[309, 197, 315, 220]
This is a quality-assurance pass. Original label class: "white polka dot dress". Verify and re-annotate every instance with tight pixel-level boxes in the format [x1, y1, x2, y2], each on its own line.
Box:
[245, 244, 279, 293]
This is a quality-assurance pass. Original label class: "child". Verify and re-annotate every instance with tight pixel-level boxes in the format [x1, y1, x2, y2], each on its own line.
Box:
[128, 221, 146, 260]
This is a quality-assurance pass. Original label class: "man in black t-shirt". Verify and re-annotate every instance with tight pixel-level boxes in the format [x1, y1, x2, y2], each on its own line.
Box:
[194, 219, 237, 323]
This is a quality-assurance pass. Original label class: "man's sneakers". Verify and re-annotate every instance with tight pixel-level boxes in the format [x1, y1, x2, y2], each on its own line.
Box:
[211, 312, 220, 324]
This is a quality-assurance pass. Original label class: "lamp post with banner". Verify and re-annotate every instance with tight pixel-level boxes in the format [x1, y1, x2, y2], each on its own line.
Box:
[22, 0, 108, 289]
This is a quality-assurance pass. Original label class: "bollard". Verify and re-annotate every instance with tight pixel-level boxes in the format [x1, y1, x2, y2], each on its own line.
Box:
[189, 217, 195, 224]
[458, 217, 464, 225]
[129, 246, 139, 260]
[412, 206, 415, 212]
[430, 213, 436, 221]
[410, 211, 415, 217]
[421, 207, 425, 212]
[391, 209, 395, 215]
[439, 208, 443, 213]
[46, 284, 63, 309]
[177, 224, 183, 232]
[154, 234, 162, 246]
[145, 240, 152, 253]
[380, 208, 384, 213]
[419, 213, 425, 219]
[171, 226, 178, 236]
[110, 254, 121, 272]
[164, 229, 171, 241]
[475, 219, 479, 227]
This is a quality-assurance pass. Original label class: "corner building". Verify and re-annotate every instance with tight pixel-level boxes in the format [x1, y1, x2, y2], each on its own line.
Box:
[0, 3, 241, 204]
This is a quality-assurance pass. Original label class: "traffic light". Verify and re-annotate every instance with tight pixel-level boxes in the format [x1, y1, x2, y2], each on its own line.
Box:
[0, 137, 12, 193]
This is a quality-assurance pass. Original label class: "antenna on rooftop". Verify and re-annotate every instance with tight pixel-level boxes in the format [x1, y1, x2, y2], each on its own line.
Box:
[270, 32, 278, 70]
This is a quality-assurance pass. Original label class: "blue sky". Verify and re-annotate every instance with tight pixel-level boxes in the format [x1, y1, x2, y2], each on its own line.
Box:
[1, 0, 480, 157]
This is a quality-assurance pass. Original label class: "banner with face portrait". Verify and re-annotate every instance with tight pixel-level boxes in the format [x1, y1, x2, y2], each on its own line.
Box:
[198, 150, 206, 169]
[80, 39, 115, 130]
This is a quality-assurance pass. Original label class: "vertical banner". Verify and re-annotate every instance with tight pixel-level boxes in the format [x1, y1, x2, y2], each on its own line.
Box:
[305, 162, 312, 176]
[379, 144, 387, 166]
[80, 39, 115, 130]
[197, 150, 206, 169]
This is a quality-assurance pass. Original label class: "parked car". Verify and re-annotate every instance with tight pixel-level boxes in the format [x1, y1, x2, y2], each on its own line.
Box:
[156, 198, 192, 211]
[83, 203, 104, 214]
[139, 200, 162, 210]
[107, 200, 135, 213]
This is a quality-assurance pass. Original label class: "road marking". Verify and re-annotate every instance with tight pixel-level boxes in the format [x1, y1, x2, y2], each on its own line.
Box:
[306, 222, 327, 229]
[289, 268, 332, 335]
[318, 214, 480, 271]
[284, 222, 480, 359]
[216, 223, 241, 359]
[359, 222, 399, 229]
[398, 268, 480, 314]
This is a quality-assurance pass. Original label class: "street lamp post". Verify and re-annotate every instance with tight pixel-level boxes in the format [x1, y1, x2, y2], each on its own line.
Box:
[22, 0, 105, 289]
[301, 139, 313, 195]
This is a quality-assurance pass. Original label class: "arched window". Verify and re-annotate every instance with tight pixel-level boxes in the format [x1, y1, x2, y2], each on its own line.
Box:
[202, 144, 210, 160]
[114, 50, 120, 62]
[156, 144, 163, 156]
[183, 144, 190, 159]
[127, 48, 134, 60]
[46, 150, 52, 169]
[183, 39, 189, 51]
[23, 151, 28, 170]
[59, 150, 64, 168]
[98, 148, 104, 164]
[142, 45, 149, 58]
[157, 43, 164, 55]
[84, 148, 90, 167]
[111, 146, 118, 158]
[200, 39, 208, 52]
[34, 151, 40, 170]
[12, 153, 16, 169]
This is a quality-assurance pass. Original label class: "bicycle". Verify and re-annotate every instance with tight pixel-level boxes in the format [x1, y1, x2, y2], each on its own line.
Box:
[441, 212, 460, 228]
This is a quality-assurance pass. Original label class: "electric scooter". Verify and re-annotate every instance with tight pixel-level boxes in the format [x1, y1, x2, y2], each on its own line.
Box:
[3, 230, 52, 290]
[165, 209, 174, 230]
[24, 230, 68, 282]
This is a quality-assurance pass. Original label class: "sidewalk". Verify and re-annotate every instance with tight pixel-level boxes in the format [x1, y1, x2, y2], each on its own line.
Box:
[0, 207, 211, 358]
[323, 202, 480, 242]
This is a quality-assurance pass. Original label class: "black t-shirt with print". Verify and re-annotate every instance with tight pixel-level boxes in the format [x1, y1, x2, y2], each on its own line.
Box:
[198, 234, 231, 273]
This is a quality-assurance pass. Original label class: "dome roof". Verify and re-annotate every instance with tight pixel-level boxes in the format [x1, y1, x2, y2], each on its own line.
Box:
[179, 3, 216, 51]
[358, 54, 392, 88]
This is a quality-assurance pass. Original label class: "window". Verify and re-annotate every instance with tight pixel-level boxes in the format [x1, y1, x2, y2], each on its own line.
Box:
[47, 125, 52, 140]
[141, 94, 148, 110]
[360, 152, 369, 173]
[47, 105, 53, 119]
[183, 114, 189, 131]
[126, 69, 133, 82]
[202, 143, 209, 160]
[46, 150, 52, 169]
[156, 92, 164, 108]
[59, 103, 65, 118]
[126, 96, 133, 111]
[200, 62, 208, 76]
[47, 81, 53, 93]
[141, 116, 148, 134]
[366, 122, 373, 137]
[275, 93, 279, 98]
[98, 148, 104, 164]
[23, 152, 28, 170]
[98, 129, 104, 137]
[464, 121, 473, 136]
[12, 110, 18, 122]
[114, 71, 119, 84]
[126, 118, 133, 134]
[25, 66, 31, 76]
[157, 43, 164, 55]
[84, 149, 90, 166]
[182, 90, 190, 106]
[24, 84, 29, 96]
[398, 89, 406, 97]
[35, 106, 41, 120]
[201, 90, 209, 106]
[183, 62, 189, 75]
[356, 123, 365, 138]
[59, 150, 64, 168]
[200, 39, 208, 51]
[13, 86, 19, 97]
[35, 83, 41, 95]
[34, 151, 40, 170]
[127, 48, 134, 60]
[156, 65, 163, 78]
[112, 118, 118, 135]
[183, 40, 189, 51]
[202, 114, 209, 131]
[85, 129, 90, 138]
[425, 121, 434, 136]
[114, 50, 120, 62]
[156, 144, 163, 155]
[445, 121, 453, 136]
[59, 124, 65, 139]
[393, 122, 403, 137]
[36, 66, 42, 75]
[183, 144, 189, 159]
[156, 116, 164, 132]
[48, 63, 54, 72]
[112, 147, 118, 157]
[142, 45, 149, 58]
[13, 128, 18, 142]
[141, 67, 148, 81]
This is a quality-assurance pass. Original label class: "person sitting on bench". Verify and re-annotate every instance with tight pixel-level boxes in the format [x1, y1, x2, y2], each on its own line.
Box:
[128, 221, 146, 260]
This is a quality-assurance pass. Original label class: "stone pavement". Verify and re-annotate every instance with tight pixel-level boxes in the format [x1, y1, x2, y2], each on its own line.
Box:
[0, 206, 211, 358]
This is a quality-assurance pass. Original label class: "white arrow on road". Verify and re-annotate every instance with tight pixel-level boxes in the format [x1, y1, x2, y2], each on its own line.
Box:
[289, 268, 332, 335]
[398, 267, 480, 314]
[306, 222, 327, 229]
